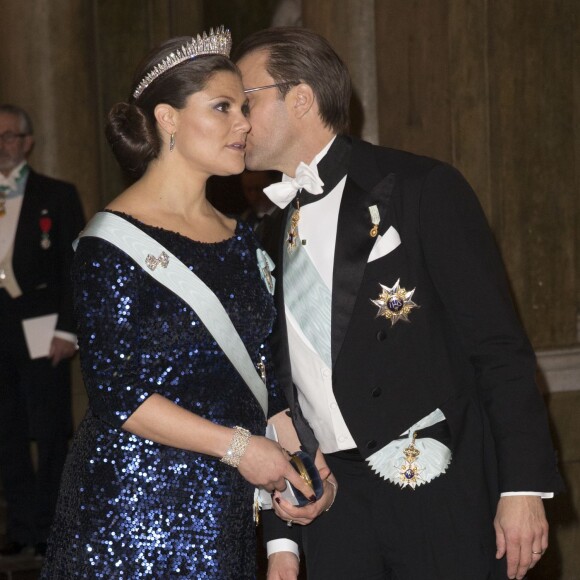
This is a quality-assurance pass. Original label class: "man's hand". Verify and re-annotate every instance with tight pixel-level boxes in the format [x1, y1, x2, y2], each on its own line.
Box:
[267, 551, 300, 580]
[272, 451, 336, 526]
[494, 495, 548, 579]
[48, 337, 77, 366]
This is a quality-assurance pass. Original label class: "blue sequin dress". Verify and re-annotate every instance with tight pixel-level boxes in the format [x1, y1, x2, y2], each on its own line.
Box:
[41, 213, 286, 579]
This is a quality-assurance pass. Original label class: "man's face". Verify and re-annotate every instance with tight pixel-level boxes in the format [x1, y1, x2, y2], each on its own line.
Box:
[237, 50, 294, 174]
[0, 112, 33, 176]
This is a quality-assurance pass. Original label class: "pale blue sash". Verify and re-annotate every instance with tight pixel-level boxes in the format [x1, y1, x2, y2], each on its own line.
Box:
[283, 218, 332, 368]
[74, 211, 268, 417]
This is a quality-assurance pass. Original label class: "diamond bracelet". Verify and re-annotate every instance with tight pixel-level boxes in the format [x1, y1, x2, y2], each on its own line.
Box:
[220, 426, 252, 468]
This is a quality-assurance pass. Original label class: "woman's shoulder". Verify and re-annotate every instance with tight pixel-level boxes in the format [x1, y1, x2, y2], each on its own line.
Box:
[73, 219, 143, 276]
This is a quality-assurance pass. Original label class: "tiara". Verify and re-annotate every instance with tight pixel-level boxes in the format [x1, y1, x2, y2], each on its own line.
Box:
[132, 26, 232, 100]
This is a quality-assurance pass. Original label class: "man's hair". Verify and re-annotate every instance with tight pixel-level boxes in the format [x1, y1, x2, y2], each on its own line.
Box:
[0, 104, 34, 135]
[233, 27, 351, 134]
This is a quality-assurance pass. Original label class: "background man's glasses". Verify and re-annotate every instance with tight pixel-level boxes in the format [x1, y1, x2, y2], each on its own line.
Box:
[0, 132, 28, 145]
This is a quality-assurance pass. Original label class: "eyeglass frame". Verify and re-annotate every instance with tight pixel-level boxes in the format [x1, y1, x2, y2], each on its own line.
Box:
[243, 81, 299, 94]
[0, 132, 30, 145]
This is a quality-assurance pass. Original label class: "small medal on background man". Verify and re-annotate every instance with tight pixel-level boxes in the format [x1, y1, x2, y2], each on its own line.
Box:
[39, 210, 52, 249]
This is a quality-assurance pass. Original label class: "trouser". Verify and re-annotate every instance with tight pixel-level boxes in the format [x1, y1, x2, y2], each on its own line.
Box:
[0, 305, 72, 544]
[302, 421, 507, 579]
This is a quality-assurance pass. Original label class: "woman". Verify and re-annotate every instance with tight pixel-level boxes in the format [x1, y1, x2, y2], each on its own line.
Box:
[41, 27, 313, 579]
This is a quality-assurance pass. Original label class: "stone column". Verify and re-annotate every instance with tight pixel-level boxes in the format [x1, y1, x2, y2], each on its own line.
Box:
[94, 0, 205, 206]
[374, 0, 578, 349]
[302, 0, 379, 143]
[487, 0, 577, 348]
[0, 1, 101, 216]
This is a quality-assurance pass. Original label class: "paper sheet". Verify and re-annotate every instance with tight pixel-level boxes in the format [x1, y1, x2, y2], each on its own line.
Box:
[22, 313, 57, 359]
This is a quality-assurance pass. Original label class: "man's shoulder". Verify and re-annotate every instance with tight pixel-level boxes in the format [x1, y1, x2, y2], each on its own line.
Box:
[25, 169, 81, 209]
[27, 168, 77, 192]
[350, 136, 446, 179]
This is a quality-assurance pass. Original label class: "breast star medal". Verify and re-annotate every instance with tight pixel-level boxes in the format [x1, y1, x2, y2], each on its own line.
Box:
[371, 279, 419, 325]
[397, 432, 423, 489]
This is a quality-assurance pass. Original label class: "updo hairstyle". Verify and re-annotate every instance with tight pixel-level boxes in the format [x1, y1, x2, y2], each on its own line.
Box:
[106, 36, 238, 181]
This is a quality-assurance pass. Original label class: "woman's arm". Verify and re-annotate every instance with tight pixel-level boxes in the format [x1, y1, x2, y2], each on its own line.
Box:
[123, 394, 315, 496]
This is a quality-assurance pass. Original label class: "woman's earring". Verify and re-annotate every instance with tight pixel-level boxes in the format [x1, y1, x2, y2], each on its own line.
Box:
[169, 132, 175, 152]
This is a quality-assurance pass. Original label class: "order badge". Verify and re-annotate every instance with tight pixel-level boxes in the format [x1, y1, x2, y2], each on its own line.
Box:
[371, 279, 419, 325]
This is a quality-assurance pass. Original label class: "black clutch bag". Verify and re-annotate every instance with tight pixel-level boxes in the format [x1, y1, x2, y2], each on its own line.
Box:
[288, 451, 324, 507]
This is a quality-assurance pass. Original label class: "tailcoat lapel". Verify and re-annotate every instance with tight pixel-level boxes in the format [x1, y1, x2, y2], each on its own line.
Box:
[13, 170, 42, 262]
[331, 140, 396, 368]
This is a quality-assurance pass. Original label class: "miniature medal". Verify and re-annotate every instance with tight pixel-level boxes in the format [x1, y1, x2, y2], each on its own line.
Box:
[39, 212, 52, 249]
[368, 205, 380, 237]
[287, 198, 300, 253]
[257, 361, 267, 383]
[256, 248, 275, 295]
[0, 186, 11, 217]
[371, 279, 419, 325]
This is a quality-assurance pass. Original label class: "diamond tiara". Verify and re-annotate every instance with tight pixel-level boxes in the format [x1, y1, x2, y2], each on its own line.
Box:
[132, 26, 232, 100]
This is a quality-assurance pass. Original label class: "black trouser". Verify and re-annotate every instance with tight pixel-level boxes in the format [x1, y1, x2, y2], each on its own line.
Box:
[302, 417, 507, 579]
[0, 293, 72, 544]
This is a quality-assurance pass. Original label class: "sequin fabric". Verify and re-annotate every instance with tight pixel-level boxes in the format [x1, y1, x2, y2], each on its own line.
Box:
[42, 213, 286, 579]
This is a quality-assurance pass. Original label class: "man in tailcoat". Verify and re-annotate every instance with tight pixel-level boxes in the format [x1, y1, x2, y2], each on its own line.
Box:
[234, 28, 563, 580]
[0, 104, 85, 557]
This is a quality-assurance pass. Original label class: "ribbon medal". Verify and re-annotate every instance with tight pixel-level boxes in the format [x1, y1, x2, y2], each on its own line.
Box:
[397, 433, 423, 490]
[39, 210, 52, 249]
[256, 248, 275, 295]
[371, 279, 419, 325]
[0, 186, 9, 217]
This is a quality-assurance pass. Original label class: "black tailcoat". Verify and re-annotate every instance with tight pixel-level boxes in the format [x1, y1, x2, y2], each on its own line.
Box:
[262, 136, 563, 547]
[0, 168, 85, 544]
[8, 169, 84, 337]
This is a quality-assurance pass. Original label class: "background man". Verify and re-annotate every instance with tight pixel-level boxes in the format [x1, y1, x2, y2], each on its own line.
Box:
[234, 28, 563, 580]
[240, 169, 278, 227]
[0, 104, 85, 557]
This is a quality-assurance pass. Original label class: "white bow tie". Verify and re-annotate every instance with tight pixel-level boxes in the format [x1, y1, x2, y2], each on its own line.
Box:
[263, 162, 324, 209]
[0, 175, 19, 192]
[0, 165, 26, 192]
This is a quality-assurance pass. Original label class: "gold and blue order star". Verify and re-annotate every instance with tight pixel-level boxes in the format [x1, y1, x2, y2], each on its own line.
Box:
[371, 279, 419, 325]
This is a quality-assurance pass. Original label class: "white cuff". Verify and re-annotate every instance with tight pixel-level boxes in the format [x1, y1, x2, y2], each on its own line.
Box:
[266, 539, 300, 560]
[53, 330, 78, 347]
[501, 491, 554, 499]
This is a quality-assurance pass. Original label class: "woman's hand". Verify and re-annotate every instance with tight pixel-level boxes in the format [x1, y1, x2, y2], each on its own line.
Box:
[237, 436, 316, 501]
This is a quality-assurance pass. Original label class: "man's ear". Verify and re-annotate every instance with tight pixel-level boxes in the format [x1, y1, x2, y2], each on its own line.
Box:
[292, 83, 315, 120]
[22, 135, 35, 158]
[154, 103, 178, 137]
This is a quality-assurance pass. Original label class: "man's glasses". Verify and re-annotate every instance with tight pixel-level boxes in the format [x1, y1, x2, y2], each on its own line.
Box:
[244, 81, 298, 94]
[0, 132, 28, 145]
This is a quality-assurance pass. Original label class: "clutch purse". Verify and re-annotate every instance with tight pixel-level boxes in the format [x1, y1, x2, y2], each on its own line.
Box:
[288, 451, 324, 507]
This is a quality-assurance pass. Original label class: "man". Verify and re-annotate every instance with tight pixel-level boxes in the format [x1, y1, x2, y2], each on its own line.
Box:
[0, 104, 85, 557]
[233, 28, 563, 580]
[240, 169, 278, 228]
